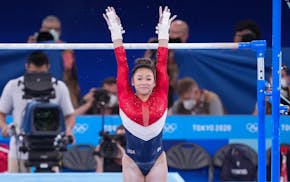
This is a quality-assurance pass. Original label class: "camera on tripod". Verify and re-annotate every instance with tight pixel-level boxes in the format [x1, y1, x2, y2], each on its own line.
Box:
[15, 72, 72, 172]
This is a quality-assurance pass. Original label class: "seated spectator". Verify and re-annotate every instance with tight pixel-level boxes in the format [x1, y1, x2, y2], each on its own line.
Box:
[169, 77, 224, 115]
[75, 77, 118, 115]
[279, 65, 290, 106]
[233, 19, 261, 42]
[95, 125, 125, 172]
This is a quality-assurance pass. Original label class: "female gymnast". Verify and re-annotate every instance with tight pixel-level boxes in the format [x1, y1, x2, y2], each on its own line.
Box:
[103, 6, 176, 182]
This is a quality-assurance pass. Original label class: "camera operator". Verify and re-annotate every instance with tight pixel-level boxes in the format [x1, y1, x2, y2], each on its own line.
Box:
[75, 77, 119, 115]
[0, 51, 75, 172]
[95, 125, 125, 172]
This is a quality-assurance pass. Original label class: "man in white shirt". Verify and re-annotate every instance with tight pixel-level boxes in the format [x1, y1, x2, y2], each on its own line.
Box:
[0, 51, 75, 172]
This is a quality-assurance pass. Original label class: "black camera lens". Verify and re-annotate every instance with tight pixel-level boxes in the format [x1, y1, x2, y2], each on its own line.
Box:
[93, 89, 110, 105]
[36, 31, 54, 42]
[34, 107, 59, 132]
[100, 140, 118, 158]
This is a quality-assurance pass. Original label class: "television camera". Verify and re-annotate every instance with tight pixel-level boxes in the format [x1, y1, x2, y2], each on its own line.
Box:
[92, 89, 125, 159]
[93, 88, 110, 110]
[12, 72, 72, 172]
[94, 131, 126, 158]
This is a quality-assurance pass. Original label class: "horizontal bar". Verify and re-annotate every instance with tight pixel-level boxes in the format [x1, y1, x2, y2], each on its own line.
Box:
[0, 43, 240, 50]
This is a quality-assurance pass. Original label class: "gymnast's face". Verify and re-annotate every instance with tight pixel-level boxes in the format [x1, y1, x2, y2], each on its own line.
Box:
[132, 68, 156, 97]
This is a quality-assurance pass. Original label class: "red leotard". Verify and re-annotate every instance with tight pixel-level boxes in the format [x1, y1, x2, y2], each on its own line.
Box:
[114, 46, 168, 175]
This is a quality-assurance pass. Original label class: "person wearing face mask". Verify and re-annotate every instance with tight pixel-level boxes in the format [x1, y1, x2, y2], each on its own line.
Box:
[27, 15, 62, 43]
[27, 15, 81, 109]
[167, 19, 189, 65]
[253, 65, 290, 115]
[75, 77, 119, 115]
[169, 77, 224, 115]
[279, 65, 290, 106]
[169, 19, 189, 43]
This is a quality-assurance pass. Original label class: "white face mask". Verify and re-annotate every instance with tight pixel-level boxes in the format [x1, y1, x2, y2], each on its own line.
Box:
[281, 78, 289, 98]
[49, 29, 60, 41]
[182, 99, 196, 110]
[281, 78, 288, 88]
[281, 89, 288, 98]
[108, 94, 118, 107]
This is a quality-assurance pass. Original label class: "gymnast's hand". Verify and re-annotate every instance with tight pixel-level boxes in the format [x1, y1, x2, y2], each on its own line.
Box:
[103, 6, 125, 41]
[156, 6, 177, 40]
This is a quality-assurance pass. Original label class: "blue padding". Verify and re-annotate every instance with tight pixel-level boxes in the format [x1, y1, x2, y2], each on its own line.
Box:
[1, 115, 290, 146]
[0, 172, 185, 182]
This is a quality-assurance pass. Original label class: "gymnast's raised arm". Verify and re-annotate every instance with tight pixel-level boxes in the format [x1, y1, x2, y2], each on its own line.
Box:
[103, 6, 124, 48]
[103, 7, 131, 98]
[156, 6, 177, 48]
[154, 6, 177, 93]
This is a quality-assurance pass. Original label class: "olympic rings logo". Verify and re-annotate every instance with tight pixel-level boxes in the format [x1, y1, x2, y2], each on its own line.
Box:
[246, 122, 258, 133]
[163, 123, 177, 133]
[73, 123, 89, 134]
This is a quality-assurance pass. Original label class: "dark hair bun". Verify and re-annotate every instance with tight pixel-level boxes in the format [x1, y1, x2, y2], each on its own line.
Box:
[132, 58, 156, 76]
[135, 58, 154, 67]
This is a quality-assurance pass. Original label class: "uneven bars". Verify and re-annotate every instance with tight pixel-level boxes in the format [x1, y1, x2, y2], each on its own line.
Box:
[0, 43, 241, 50]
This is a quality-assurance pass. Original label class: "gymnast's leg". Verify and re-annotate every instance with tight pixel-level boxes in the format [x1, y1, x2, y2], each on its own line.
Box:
[122, 153, 145, 182]
[145, 152, 168, 182]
